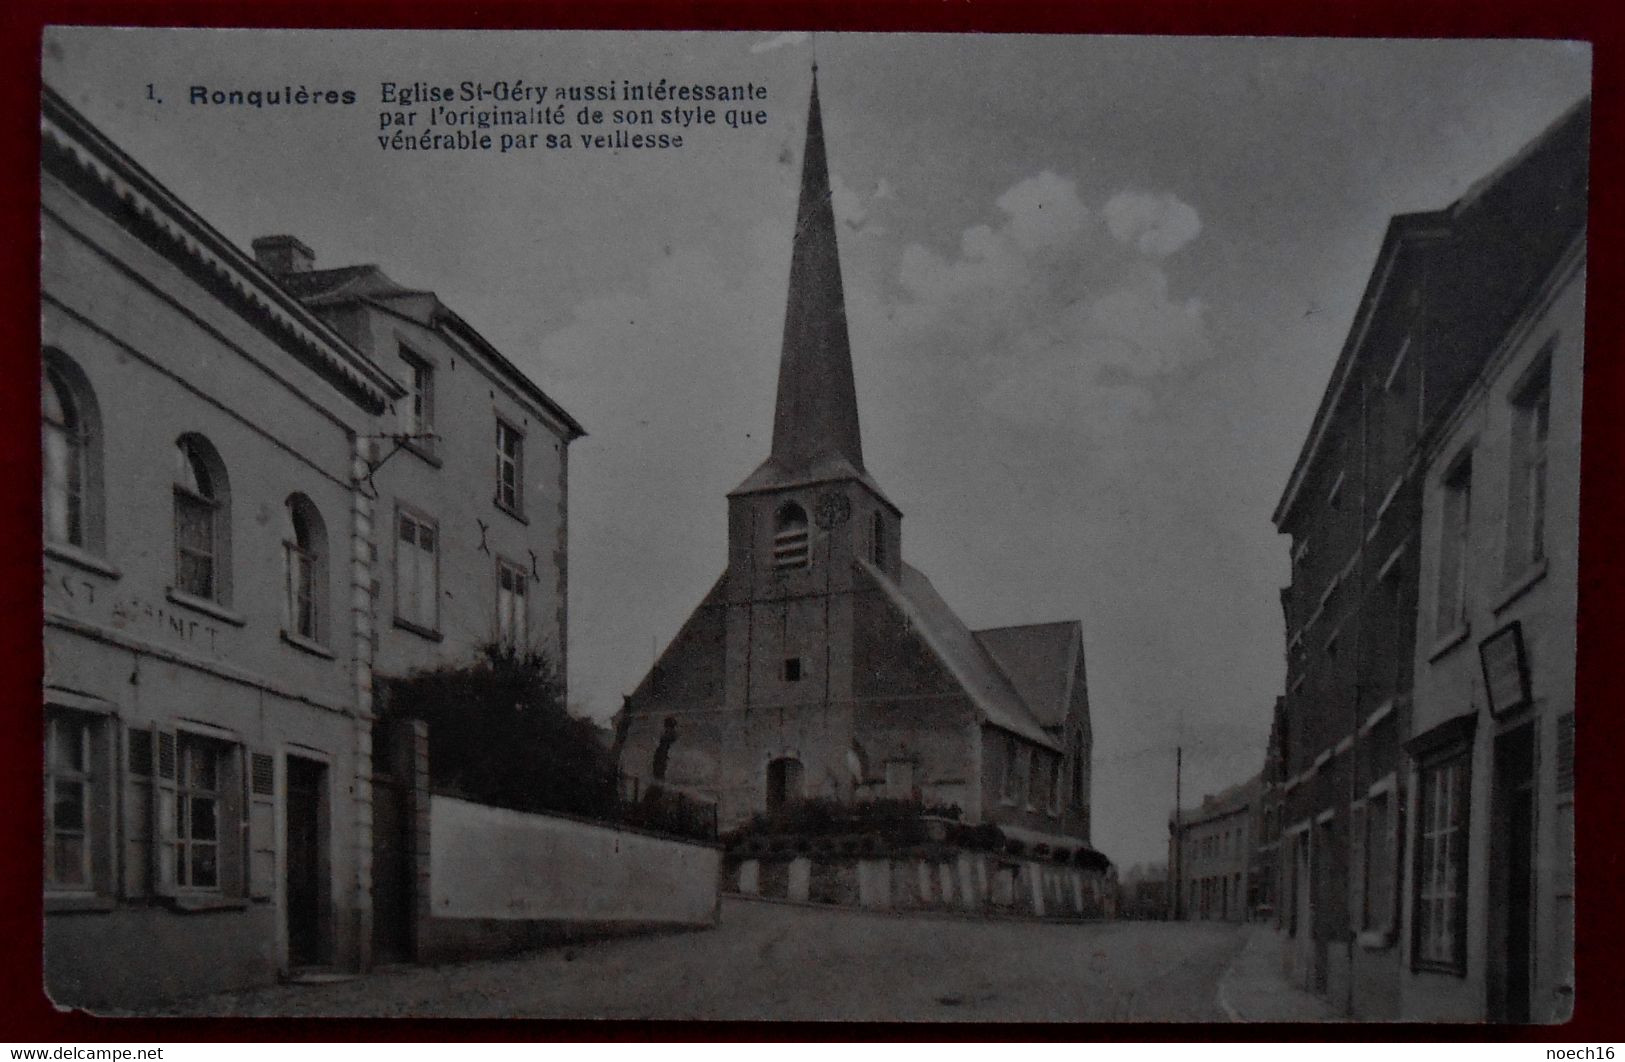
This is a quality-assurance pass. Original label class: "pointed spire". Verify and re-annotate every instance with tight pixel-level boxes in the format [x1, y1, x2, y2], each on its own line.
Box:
[769, 68, 865, 474]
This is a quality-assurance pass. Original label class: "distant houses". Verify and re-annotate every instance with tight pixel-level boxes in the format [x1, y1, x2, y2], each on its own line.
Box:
[1168, 775, 1260, 923]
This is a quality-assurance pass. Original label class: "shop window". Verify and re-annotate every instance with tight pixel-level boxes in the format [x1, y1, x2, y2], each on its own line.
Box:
[1413, 748, 1471, 973]
[174, 735, 223, 890]
[45, 709, 108, 894]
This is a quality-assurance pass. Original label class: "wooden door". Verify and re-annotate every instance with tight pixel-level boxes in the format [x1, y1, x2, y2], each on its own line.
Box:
[285, 757, 327, 968]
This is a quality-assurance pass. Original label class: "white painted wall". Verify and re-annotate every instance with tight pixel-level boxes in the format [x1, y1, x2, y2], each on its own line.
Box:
[428, 796, 719, 924]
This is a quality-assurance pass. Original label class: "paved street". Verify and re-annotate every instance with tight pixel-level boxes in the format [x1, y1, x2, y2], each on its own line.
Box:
[160, 898, 1272, 1021]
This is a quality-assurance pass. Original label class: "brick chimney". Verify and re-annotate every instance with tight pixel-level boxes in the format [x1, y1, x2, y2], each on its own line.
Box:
[251, 234, 315, 275]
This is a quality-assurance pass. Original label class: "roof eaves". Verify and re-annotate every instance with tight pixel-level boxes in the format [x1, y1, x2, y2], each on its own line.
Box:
[1272, 210, 1449, 529]
[40, 86, 406, 411]
[432, 305, 586, 440]
[863, 559, 1059, 751]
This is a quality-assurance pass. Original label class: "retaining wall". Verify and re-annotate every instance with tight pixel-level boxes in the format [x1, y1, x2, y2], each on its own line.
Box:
[418, 795, 721, 963]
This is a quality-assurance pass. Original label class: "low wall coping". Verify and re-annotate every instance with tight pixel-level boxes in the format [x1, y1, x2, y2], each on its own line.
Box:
[430, 791, 723, 851]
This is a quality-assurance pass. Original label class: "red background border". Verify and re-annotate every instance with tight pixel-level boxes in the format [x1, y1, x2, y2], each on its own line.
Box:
[2, 0, 1621, 1041]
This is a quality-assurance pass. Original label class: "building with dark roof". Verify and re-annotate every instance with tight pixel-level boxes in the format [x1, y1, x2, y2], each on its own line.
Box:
[1169, 775, 1260, 923]
[615, 75, 1100, 868]
[40, 81, 589, 1003]
[1269, 97, 1588, 1020]
[250, 239, 585, 697]
[41, 85, 404, 1007]
[1398, 117, 1585, 1026]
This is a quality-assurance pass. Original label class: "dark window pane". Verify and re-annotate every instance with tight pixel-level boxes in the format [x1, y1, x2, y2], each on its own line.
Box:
[191, 749, 217, 791]
[53, 781, 84, 830]
[192, 843, 218, 888]
[53, 835, 86, 886]
[191, 796, 217, 841]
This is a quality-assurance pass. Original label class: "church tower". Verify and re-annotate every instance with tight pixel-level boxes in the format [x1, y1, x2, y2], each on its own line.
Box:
[622, 74, 1092, 852]
[723, 70, 902, 754]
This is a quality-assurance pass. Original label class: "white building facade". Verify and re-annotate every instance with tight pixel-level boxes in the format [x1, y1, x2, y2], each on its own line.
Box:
[1401, 238, 1583, 1023]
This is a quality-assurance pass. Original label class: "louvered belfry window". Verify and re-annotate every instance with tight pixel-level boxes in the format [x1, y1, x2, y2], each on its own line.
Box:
[773, 502, 810, 570]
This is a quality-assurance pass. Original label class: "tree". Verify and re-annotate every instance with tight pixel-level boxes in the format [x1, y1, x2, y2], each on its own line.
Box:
[387, 643, 617, 817]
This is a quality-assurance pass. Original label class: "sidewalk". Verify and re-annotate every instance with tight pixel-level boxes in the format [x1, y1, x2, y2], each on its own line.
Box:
[1217, 923, 1342, 1023]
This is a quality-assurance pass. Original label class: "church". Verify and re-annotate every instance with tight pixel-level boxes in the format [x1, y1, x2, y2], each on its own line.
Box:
[617, 75, 1098, 861]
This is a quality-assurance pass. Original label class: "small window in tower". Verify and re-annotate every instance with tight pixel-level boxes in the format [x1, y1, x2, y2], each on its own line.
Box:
[783, 657, 802, 682]
[871, 511, 885, 567]
[773, 502, 811, 570]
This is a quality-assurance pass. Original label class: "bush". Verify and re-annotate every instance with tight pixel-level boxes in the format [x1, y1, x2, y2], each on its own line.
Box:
[387, 643, 617, 819]
[722, 796, 962, 847]
[717, 795, 1017, 861]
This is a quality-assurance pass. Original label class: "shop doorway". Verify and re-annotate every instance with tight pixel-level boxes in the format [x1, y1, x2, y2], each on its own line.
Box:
[1489, 724, 1536, 1023]
[285, 756, 330, 968]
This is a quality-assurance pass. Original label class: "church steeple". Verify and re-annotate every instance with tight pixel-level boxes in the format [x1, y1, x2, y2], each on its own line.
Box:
[768, 69, 865, 475]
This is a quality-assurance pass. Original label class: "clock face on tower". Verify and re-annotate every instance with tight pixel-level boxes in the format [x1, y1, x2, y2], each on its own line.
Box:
[814, 490, 852, 530]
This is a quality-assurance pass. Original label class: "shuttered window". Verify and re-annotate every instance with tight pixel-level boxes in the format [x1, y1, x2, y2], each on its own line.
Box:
[497, 558, 529, 648]
[395, 508, 439, 633]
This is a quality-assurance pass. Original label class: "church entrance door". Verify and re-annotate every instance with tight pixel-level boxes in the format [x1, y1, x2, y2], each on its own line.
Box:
[766, 757, 804, 811]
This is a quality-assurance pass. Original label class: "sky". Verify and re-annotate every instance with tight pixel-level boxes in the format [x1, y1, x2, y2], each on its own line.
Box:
[43, 29, 1590, 868]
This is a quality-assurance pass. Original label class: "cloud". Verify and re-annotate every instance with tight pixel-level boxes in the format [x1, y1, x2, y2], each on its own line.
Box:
[830, 171, 867, 229]
[749, 31, 810, 54]
[1103, 190, 1202, 257]
[879, 172, 1211, 451]
[527, 225, 791, 717]
[995, 170, 1089, 251]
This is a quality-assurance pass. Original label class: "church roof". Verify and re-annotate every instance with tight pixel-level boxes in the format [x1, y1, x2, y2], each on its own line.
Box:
[973, 621, 1083, 731]
[728, 451, 895, 510]
[737, 69, 868, 496]
[861, 558, 1061, 751]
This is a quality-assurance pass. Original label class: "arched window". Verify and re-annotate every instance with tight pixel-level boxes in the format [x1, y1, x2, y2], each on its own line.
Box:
[772, 502, 810, 571]
[765, 756, 804, 812]
[1071, 731, 1088, 808]
[174, 435, 231, 603]
[284, 494, 328, 644]
[41, 352, 103, 552]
